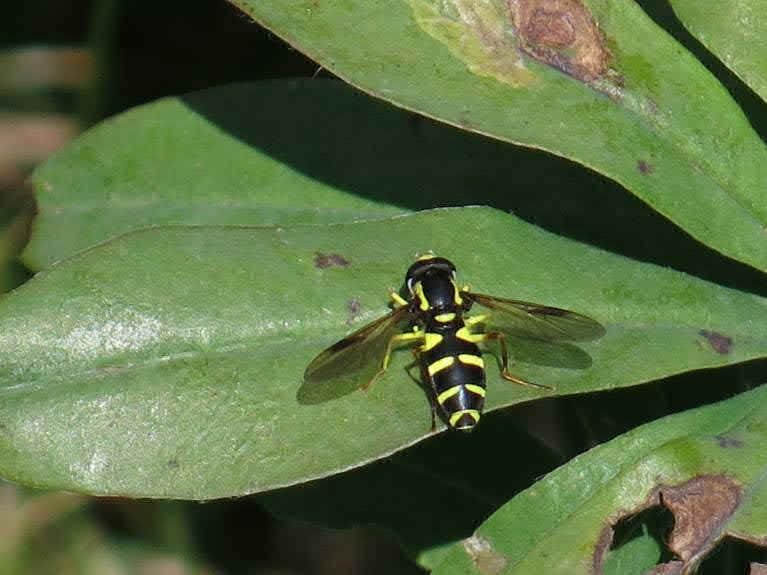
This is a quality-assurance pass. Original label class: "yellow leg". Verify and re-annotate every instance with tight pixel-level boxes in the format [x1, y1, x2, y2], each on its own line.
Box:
[464, 314, 490, 327]
[362, 330, 424, 390]
[389, 289, 409, 307]
[481, 331, 552, 390]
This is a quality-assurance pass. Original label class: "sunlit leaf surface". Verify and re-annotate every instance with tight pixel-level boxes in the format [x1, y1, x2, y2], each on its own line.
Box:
[0, 208, 765, 497]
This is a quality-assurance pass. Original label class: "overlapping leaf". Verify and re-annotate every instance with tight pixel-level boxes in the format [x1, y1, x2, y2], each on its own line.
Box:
[432, 384, 767, 574]
[670, 0, 767, 102]
[230, 0, 767, 271]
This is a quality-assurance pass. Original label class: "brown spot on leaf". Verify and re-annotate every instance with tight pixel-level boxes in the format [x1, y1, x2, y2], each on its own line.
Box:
[699, 330, 733, 354]
[594, 475, 742, 574]
[715, 435, 744, 449]
[463, 535, 508, 575]
[592, 522, 615, 572]
[659, 475, 741, 563]
[346, 298, 362, 325]
[508, 0, 608, 82]
[314, 252, 350, 269]
[638, 160, 652, 174]
[662, 475, 741, 563]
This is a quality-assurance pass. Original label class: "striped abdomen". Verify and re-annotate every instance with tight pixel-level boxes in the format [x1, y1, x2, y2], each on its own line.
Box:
[420, 318, 486, 431]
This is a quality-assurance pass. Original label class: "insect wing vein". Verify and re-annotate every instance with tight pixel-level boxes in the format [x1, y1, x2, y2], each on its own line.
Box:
[299, 306, 410, 404]
[466, 292, 604, 342]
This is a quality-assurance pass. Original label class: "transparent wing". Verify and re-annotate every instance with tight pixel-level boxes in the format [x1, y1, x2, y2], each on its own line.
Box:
[299, 306, 411, 404]
[465, 292, 605, 342]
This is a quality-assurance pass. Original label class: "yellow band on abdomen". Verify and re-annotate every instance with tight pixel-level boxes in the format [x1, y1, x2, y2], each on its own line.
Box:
[464, 384, 486, 397]
[422, 332, 443, 352]
[458, 354, 484, 368]
[427, 356, 455, 376]
[436, 385, 461, 405]
[449, 409, 480, 427]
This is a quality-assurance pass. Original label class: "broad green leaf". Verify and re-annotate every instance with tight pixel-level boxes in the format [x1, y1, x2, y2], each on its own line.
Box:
[670, 0, 767, 102]
[0, 207, 765, 498]
[431, 384, 767, 575]
[25, 81, 402, 269]
[231, 0, 767, 272]
[28, 80, 661, 275]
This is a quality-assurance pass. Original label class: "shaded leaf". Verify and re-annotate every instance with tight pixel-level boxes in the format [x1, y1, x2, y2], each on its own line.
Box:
[432, 384, 767, 575]
[0, 207, 765, 497]
[29, 79, 615, 269]
[259, 408, 561, 566]
[231, 0, 767, 271]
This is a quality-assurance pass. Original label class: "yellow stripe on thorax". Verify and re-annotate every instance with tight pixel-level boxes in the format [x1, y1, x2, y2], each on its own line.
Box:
[427, 356, 455, 376]
[452, 280, 464, 305]
[414, 282, 430, 311]
[434, 312, 456, 323]
[449, 409, 480, 427]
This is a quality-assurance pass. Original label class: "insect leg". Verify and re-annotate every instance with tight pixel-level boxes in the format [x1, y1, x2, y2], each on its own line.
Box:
[389, 289, 409, 307]
[481, 331, 552, 390]
[362, 330, 424, 391]
[408, 348, 438, 432]
[464, 313, 490, 327]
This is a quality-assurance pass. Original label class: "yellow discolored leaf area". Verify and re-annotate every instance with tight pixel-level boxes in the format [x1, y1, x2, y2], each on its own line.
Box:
[409, 0, 610, 87]
[409, 0, 536, 87]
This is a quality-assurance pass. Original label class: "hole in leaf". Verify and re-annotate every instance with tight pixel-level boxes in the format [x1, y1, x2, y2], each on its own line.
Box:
[602, 504, 675, 575]
[697, 537, 767, 575]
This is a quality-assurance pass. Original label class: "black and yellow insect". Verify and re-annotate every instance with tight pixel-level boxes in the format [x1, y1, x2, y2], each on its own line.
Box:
[302, 254, 604, 431]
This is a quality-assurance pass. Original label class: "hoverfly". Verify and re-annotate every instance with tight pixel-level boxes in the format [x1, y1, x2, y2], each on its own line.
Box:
[302, 254, 604, 431]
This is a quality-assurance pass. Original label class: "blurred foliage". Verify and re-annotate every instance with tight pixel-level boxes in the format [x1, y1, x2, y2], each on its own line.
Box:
[1, 0, 766, 574]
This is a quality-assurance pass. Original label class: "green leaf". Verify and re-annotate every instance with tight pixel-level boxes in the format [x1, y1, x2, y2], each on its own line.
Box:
[0, 207, 765, 498]
[32, 79, 637, 272]
[431, 384, 767, 575]
[0, 190, 34, 293]
[25, 81, 403, 269]
[670, 0, 767, 102]
[230, 0, 767, 272]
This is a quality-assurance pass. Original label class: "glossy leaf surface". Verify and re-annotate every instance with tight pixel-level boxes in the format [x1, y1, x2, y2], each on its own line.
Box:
[0, 207, 765, 497]
[670, 0, 767, 101]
